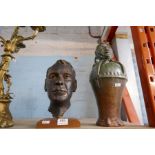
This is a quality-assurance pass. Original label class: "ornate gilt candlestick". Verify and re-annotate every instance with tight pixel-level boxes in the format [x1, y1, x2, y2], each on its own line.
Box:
[0, 26, 46, 128]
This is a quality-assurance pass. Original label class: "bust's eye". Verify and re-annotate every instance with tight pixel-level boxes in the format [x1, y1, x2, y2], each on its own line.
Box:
[64, 73, 71, 79]
[49, 73, 56, 79]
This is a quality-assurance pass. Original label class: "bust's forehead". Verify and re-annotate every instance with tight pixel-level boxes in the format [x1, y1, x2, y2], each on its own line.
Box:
[46, 64, 75, 78]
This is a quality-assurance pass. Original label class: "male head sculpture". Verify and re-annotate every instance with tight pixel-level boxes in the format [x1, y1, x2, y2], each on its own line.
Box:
[45, 60, 77, 118]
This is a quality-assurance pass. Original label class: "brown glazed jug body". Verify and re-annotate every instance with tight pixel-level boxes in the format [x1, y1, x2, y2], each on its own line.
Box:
[90, 42, 127, 127]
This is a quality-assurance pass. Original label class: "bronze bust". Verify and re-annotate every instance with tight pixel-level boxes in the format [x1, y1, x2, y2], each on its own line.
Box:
[44, 60, 77, 118]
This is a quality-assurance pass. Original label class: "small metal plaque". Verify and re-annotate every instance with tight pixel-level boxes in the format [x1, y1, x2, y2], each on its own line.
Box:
[115, 83, 121, 87]
[42, 120, 50, 124]
[57, 119, 68, 125]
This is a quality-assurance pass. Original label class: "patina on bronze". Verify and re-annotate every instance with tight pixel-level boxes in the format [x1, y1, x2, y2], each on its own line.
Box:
[90, 41, 127, 127]
[45, 60, 77, 118]
[0, 26, 46, 128]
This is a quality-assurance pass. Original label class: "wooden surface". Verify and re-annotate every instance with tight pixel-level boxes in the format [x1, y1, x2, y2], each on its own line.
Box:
[7, 118, 152, 129]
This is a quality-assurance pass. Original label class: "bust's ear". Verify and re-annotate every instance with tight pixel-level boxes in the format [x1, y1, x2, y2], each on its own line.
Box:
[72, 79, 77, 92]
[44, 79, 47, 92]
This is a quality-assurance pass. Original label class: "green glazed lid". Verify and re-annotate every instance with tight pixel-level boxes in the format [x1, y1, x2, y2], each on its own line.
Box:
[90, 60, 127, 80]
[90, 41, 127, 81]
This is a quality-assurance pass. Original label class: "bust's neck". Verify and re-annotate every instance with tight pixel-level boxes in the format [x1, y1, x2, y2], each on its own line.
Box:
[48, 100, 71, 118]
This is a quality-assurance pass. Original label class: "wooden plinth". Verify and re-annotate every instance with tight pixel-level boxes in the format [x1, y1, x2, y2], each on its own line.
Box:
[36, 118, 80, 128]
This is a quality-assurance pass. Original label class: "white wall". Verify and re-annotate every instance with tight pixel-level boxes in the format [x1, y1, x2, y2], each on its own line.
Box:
[112, 26, 147, 124]
[0, 26, 99, 119]
[0, 26, 147, 123]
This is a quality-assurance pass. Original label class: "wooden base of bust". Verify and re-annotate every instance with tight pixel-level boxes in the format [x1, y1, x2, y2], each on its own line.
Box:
[36, 118, 80, 128]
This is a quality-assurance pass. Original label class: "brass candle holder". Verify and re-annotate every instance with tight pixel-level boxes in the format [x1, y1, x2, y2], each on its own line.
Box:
[0, 26, 46, 128]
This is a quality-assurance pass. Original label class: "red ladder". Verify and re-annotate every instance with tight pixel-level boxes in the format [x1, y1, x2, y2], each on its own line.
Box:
[131, 26, 155, 127]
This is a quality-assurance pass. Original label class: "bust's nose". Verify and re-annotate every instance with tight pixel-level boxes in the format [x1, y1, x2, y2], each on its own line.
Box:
[55, 80, 63, 86]
[55, 75, 64, 86]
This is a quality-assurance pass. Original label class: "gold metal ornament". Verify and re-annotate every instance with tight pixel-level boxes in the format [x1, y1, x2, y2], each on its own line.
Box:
[0, 26, 46, 128]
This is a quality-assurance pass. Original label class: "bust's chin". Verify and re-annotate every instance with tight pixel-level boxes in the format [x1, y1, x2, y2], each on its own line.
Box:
[48, 91, 65, 101]
[50, 95, 69, 103]
[53, 97, 68, 103]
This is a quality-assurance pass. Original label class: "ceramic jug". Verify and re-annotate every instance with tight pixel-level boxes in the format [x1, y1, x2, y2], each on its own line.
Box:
[90, 42, 127, 127]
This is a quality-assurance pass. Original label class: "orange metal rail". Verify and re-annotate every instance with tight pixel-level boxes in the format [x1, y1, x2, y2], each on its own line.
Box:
[105, 26, 140, 124]
[122, 88, 140, 124]
[131, 26, 155, 126]
[106, 26, 118, 42]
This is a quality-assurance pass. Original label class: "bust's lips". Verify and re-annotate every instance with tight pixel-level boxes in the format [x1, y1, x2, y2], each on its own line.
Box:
[52, 90, 67, 95]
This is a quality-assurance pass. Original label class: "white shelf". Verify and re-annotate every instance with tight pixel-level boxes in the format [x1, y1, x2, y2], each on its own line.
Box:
[9, 118, 148, 129]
